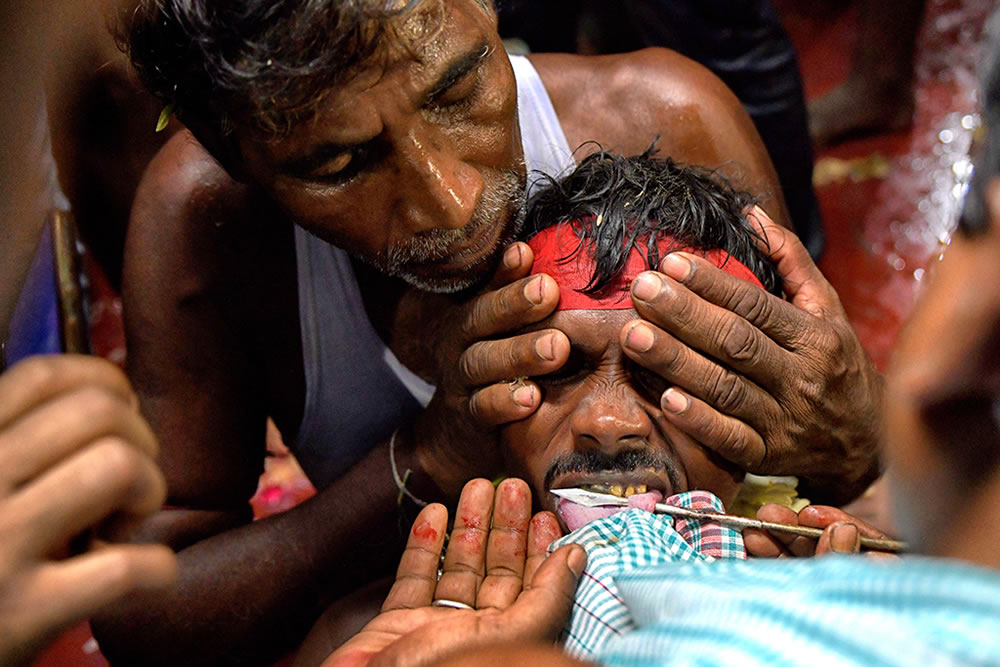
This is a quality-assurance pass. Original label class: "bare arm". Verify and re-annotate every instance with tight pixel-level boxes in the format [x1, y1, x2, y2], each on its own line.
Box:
[90, 137, 421, 665]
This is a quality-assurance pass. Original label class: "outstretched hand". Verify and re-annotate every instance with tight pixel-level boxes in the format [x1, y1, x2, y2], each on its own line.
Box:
[620, 207, 883, 504]
[0, 356, 177, 666]
[322, 478, 586, 667]
[410, 243, 569, 498]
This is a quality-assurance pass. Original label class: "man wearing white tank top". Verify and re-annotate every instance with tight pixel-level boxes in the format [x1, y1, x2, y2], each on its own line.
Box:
[95, 1, 884, 663]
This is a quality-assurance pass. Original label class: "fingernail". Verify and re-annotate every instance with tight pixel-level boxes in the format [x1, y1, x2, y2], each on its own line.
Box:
[535, 333, 556, 361]
[568, 545, 587, 577]
[659, 253, 692, 281]
[512, 384, 535, 407]
[831, 524, 860, 553]
[504, 244, 523, 270]
[632, 272, 662, 301]
[624, 323, 655, 352]
[662, 388, 689, 414]
[524, 275, 544, 304]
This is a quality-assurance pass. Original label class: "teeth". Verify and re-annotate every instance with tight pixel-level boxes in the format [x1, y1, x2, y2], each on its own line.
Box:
[583, 482, 650, 496]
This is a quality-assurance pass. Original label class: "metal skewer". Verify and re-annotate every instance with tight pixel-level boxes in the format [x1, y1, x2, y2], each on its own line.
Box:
[550, 488, 907, 553]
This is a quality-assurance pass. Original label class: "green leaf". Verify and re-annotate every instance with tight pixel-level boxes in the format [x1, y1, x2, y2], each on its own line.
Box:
[155, 103, 174, 133]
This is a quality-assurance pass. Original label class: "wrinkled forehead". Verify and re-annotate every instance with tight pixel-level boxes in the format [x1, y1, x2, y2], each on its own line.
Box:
[245, 0, 494, 149]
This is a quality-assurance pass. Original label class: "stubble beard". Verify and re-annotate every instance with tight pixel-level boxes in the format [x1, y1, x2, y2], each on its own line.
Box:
[369, 167, 528, 293]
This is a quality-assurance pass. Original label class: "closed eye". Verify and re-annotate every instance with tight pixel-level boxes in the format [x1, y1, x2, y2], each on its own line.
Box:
[629, 361, 670, 403]
[536, 348, 588, 386]
[308, 143, 388, 184]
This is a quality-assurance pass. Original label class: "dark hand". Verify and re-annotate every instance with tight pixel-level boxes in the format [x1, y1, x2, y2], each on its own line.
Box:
[744, 503, 897, 558]
[411, 243, 569, 498]
[620, 207, 883, 504]
[321, 478, 585, 667]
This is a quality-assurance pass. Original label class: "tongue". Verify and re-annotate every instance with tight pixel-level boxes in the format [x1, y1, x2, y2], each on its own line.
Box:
[557, 490, 664, 533]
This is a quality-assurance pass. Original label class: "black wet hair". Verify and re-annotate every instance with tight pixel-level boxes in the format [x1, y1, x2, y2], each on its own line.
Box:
[118, 0, 489, 141]
[960, 11, 1000, 236]
[522, 144, 782, 295]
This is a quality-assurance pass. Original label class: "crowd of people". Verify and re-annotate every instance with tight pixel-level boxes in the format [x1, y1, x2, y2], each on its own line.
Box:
[1, 1, 998, 665]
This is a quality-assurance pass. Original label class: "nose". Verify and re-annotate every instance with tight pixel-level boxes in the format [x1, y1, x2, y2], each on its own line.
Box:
[397, 127, 484, 233]
[568, 382, 653, 457]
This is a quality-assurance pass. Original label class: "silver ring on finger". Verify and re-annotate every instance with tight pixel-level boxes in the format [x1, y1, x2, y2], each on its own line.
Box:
[432, 599, 474, 611]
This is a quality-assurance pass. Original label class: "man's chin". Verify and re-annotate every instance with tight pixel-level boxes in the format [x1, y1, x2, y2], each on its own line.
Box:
[395, 253, 498, 294]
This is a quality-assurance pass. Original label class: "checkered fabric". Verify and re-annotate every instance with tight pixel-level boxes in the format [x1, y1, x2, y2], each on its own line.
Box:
[595, 555, 1000, 666]
[548, 491, 745, 658]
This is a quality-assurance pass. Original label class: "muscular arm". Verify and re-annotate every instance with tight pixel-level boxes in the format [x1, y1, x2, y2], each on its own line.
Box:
[90, 134, 418, 665]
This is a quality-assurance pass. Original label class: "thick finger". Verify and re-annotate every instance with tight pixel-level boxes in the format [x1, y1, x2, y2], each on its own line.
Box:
[488, 242, 535, 289]
[460, 329, 570, 388]
[2, 437, 167, 558]
[477, 479, 532, 610]
[0, 384, 159, 492]
[744, 206, 842, 314]
[0, 355, 135, 431]
[435, 479, 495, 607]
[3, 544, 176, 664]
[494, 543, 585, 639]
[382, 504, 449, 612]
[621, 318, 780, 422]
[460, 274, 559, 343]
[656, 387, 770, 472]
[759, 504, 821, 557]
[743, 503, 798, 557]
[796, 505, 891, 539]
[630, 269, 797, 383]
[816, 521, 861, 555]
[523, 511, 562, 587]
[468, 380, 540, 426]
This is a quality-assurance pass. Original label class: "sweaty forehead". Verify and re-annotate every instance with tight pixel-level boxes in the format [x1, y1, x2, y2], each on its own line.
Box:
[342, 0, 488, 92]
[252, 0, 492, 154]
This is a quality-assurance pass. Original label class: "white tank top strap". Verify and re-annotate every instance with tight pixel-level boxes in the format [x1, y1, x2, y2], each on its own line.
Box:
[509, 54, 577, 196]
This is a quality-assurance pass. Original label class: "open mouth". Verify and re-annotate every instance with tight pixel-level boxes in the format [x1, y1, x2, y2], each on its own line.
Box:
[550, 475, 673, 533]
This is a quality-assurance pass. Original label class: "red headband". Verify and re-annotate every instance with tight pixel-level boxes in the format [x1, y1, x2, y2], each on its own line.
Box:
[528, 224, 764, 311]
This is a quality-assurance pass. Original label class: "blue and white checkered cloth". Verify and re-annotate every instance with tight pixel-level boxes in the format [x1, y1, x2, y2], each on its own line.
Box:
[549, 491, 745, 658]
[594, 555, 1000, 666]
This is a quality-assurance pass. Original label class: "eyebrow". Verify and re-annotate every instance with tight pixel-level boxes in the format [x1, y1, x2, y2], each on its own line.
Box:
[423, 40, 490, 103]
[280, 41, 491, 178]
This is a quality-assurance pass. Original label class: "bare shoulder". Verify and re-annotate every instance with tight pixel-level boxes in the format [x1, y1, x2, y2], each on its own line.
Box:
[528, 49, 789, 224]
[128, 130, 264, 292]
[530, 48, 747, 157]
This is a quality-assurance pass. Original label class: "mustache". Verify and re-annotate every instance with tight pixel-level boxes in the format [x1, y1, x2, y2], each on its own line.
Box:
[543, 449, 681, 492]
[378, 167, 526, 267]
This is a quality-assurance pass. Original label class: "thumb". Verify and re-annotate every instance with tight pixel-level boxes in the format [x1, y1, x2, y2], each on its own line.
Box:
[817, 521, 861, 555]
[495, 544, 586, 641]
[748, 206, 840, 318]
